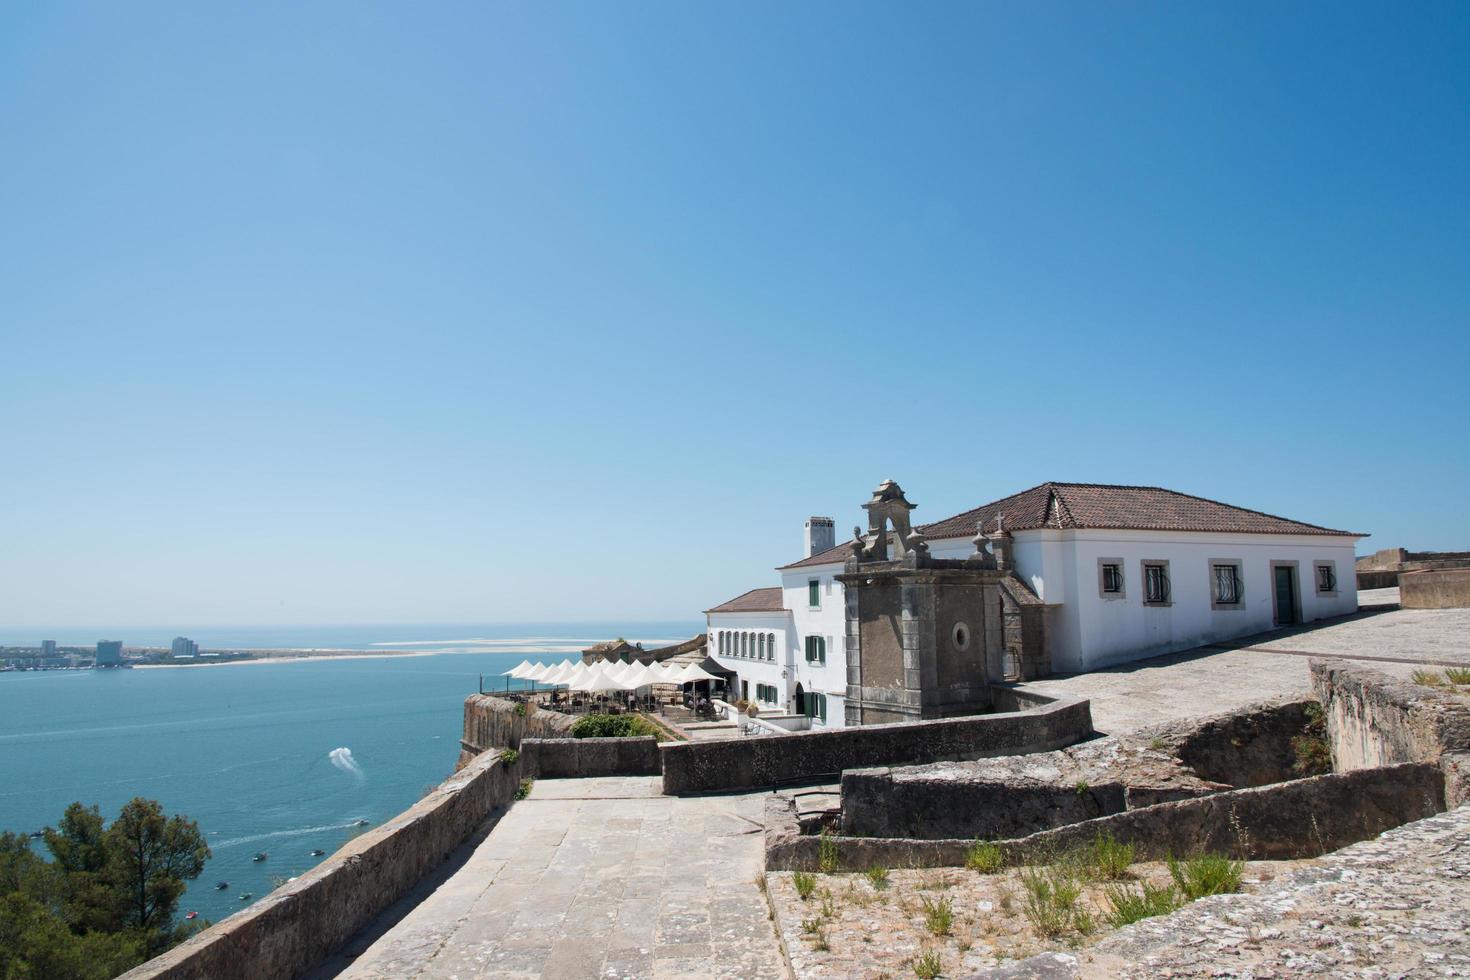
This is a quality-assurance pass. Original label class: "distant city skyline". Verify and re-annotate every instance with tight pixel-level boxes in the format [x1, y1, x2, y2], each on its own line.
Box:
[2, 3, 1467, 628]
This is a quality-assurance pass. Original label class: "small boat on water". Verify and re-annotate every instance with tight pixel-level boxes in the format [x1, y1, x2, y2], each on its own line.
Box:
[252, 851, 268, 862]
[214, 882, 229, 890]
[353, 819, 369, 827]
[185, 911, 198, 920]
[238, 893, 252, 902]
[310, 849, 326, 857]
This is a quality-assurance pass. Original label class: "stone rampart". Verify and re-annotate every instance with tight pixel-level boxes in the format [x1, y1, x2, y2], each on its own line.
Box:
[523, 736, 662, 778]
[458, 694, 576, 767]
[120, 747, 525, 980]
[766, 763, 1444, 871]
[660, 693, 1092, 795]
[1399, 567, 1470, 609]
[1138, 698, 1318, 788]
[1311, 660, 1470, 806]
[839, 736, 1226, 840]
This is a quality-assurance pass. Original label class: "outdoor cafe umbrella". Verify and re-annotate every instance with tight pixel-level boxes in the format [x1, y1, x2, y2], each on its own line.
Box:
[675, 663, 723, 685]
[504, 659, 536, 678]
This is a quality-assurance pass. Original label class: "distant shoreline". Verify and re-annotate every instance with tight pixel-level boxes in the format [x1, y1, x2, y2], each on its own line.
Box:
[134, 648, 436, 668]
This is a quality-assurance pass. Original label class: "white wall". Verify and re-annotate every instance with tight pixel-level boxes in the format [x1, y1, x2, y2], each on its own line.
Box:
[706, 610, 790, 710]
[780, 564, 848, 726]
[1051, 529, 1361, 670]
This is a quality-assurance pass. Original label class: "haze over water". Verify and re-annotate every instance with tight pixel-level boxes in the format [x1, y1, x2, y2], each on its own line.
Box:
[0, 623, 697, 924]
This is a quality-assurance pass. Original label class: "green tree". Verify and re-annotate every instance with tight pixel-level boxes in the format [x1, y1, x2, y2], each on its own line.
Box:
[101, 798, 210, 952]
[44, 804, 119, 934]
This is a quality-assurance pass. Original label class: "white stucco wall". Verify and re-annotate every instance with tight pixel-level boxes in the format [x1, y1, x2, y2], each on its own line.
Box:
[1046, 529, 1361, 671]
[780, 565, 848, 726]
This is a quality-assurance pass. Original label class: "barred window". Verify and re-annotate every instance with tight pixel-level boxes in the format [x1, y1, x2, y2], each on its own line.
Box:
[1213, 564, 1241, 605]
[1317, 564, 1337, 593]
[1144, 562, 1171, 604]
[1101, 563, 1122, 594]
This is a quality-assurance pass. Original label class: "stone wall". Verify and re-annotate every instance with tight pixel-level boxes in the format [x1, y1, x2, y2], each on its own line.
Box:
[659, 694, 1092, 795]
[1400, 568, 1470, 609]
[458, 694, 577, 767]
[1138, 698, 1318, 788]
[121, 747, 526, 980]
[523, 736, 662, 778]
[838, 736, 1227, 840]
[765, 763, 1445, 871]
[1311, 660, 1470, 806]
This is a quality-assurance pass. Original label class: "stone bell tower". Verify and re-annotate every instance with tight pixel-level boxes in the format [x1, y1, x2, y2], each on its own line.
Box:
[839, 480, 1012, 725]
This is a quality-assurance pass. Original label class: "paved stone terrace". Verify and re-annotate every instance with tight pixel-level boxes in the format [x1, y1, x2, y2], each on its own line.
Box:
[1076, 804, 1470, 978]
[1021, 601, 1470, 734]
[335, 776, 788, 980]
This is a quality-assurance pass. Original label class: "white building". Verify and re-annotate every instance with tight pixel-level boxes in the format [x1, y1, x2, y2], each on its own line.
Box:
[705, 482, 1363, 728]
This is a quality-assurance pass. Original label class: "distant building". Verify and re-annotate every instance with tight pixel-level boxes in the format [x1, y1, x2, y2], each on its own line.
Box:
[95, 640, 123, 666]
[40, 640, 57, 658]
[171, 636, 199, 658]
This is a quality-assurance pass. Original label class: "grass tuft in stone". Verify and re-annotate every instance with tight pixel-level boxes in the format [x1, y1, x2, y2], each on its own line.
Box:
[792, 871, 817, 900]
[514, 777, 534, 800]
[1020, 866, 1083, 937]
[818, 827, 841, 873]
[1445, 667, 1470, 685]
[965, 839, 1004, 874]
[1103, 881, 1180, 926]
[866, 866, 890, 889]
[912, 949, 942, 979]
[1412, 669, 1446, 688]
[1168, 854, 1244, 901]
[921, 895, 953, 936]
[1083, 832, 1134, 881]
[498, 747, 519, 766]
[802, 916, 823, 935]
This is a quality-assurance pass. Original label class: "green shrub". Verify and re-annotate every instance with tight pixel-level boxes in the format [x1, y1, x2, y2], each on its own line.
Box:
[1020, 866, 1083, 937]
[1446, 667, 1470, 685]
[1103, 881, 1179, 926]
[792, 871, 817, 900]
[865, 866, 890, 889]
[513, 701, 527, 717]
[1083, 832, 1134, 881]
[1412, 669, 1445, 688]
[514, 778, 534, 800]
[921, 895, 953, 936]
[498, 748, 519, 766]
[1168, 854, 1244, 900]
[913, 950, 942, 979]
[569, 713, 661, 739]
[818, 828, 840, 873]
[965, 839, 1004, 873]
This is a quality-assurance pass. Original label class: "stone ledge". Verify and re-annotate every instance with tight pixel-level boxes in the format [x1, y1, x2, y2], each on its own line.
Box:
[767, 763, 1444, 872]
[120, 747, 526, 980]
[662, 694, 1094, 795]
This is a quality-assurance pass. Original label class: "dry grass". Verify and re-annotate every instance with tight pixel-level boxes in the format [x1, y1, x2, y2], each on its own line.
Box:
[772, 859, 1296, 976]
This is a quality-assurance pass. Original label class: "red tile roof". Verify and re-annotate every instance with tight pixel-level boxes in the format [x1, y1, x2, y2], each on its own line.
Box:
[704, 587, 786, 614]
[780, 483, 1361, 568]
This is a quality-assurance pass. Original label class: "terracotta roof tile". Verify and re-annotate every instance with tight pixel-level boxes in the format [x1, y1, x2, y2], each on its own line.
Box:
[781, 483, 1360, 568]
[704, 587, 786, 614]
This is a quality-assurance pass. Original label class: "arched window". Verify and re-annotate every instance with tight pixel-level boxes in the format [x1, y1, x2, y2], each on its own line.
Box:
[768, 633, 776, 660]
[740, 633, 747, 658]
[758, 634, 766, 660]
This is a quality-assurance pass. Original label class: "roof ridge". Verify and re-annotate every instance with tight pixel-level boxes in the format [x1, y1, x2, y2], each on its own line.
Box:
[1123, 485, 1343, 534]
[1048, 486, 1078, 528]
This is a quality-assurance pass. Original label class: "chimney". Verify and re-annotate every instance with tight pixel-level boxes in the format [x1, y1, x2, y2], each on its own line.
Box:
[804, 517, 835, 557]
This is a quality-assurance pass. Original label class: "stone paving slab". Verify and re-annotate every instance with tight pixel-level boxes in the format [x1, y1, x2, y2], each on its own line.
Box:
[336, 776, 789, 979]
[1020, 604, 1470, 734]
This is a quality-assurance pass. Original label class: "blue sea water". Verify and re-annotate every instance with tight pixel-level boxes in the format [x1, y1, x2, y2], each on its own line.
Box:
[0, 622, 698, 925]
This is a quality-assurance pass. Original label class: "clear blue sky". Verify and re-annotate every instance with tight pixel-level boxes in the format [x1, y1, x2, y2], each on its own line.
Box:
[2, 2, 1466, 628]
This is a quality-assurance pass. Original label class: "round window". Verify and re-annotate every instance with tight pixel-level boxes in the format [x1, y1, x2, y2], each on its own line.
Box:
[952, 622, 970, 651]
